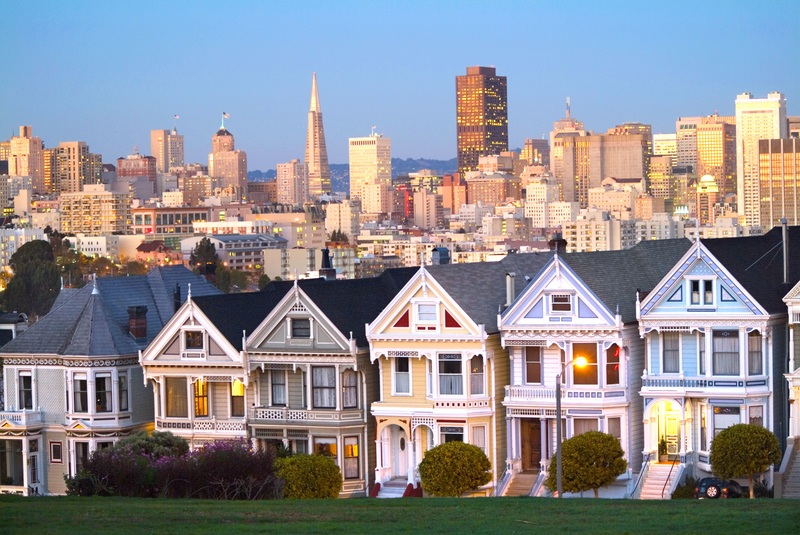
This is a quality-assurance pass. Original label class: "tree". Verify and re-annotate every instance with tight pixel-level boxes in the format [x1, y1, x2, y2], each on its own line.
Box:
[2, 240, 61, 319]
[258, 274, 271, 290]
[418, 441, 491, 497]
[545, 431, 627, 498]
[189, 237, 218, 267]
[709, 424, 781, 498]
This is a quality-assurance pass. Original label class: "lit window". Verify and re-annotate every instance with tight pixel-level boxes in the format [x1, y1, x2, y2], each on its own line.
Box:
[231, 379, 245, 416]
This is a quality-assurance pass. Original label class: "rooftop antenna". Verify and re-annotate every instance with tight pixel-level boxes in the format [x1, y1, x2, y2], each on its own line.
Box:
[566, 97, 571, 120]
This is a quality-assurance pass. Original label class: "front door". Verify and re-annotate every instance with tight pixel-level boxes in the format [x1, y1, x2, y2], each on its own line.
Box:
[392, 427, 408, 478]
[520, 419, 542, 471]
[666, 415, 680, 458]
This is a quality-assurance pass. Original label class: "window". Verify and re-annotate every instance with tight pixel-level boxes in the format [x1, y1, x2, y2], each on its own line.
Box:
[470, 356, 484, 396]
[426, 359, 433, 396]
[75, 442, 89, 474]
[572, 344, 598, 385]
[231, 379, 245, 416]
[315, 437, 337, 463]
[30, 454, 38, 484]
[606, 345, 620, 386]
[525, 347, 542, 384]
[608, 417, 621, 441]
[118, 372, 129, 411]
[292, 318, 311, 338]
[748, 331, 763, 375]
[50, 441, 63, 464]
[194, 379, 208, 417]
[417, 303, 437, 322]
[95, 374, 112, 412]
[551, 294, 572, 313]
[700, 404, 708, 450]
[312, 367, 336, 408]
[439, 354, 463, 395]
[342, 370, 357, 408]
[344, 436, 359, 480]
[440, 426, 464, 443]
[97, 442, 113, 450]
[713, 406, 740, 437]
[73, 374, 88, 413]
[166, 377, 188, 417]
[472, 426, 486, 454]
[185, 331, 203, 350]
[271, 371, 286, 406]
[662, 332, 680, 373]
[749, 406, 764, 427]
[394, 358, 410, 394]
[690, 279, 714, 305]
[699, 330, 706, 375]
[560, 349, 566, 384]
[713, 330, 739, 376]
[573, 418, 598, 435]
[19, 373, 33, 410]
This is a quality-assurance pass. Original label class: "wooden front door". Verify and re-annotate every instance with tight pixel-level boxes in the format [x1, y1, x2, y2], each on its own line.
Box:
[520, 419, 542, 471]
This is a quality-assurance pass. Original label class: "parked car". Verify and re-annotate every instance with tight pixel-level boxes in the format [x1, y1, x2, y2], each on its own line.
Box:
[694, 477, 743, 499]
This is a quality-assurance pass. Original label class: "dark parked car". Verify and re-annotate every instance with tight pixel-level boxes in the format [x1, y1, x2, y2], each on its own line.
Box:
[694, 477, 743, 499]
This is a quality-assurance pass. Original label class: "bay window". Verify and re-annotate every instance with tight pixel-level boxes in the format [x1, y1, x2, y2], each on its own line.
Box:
[19, 373, 33, 410]
[312, 367, 336, 408]
[343, 436, 359, 479]
[194, 379, 208, 417]
[572, 344, 598, 385]
[573, 418, 599, 435]
[119, 372, 129, 412]
[606, 345, 620, 385]
[748, 331, 762, 375]
[394, 357, 410, 394]
[525, 347, 542, 384]
[470, 356, 484, 396]
[166, 377, 188, 417]
[73, 373, 88, 413]
[95, 374, 112, 412]
[343, 370, 358, 408]
[699, 331, 706, 375]
[713, 330, 739, 376]
[662, 332, 680, 373]
[438, 354, 463, 395]
[231, 379, 245, 417]
[271, 371, 286, 406]
[440, 426, 464, 443]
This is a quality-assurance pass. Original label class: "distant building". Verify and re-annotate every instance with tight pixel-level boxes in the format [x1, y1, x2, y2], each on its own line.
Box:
[456, 66, 508, 176]
[8, 126, 45, 193]
[413, 188, 443, 229]
[276, 159, 308, 205]
[60, 184, 130, 235]
[562, 209, 636, 252]
[208, 126, 247, 201]
[349, 133, 391, 211]
[465, 172, 521, 205]
[56, 141, 91, 193]
[181, 234, 287, 272]
[0, 228, 45, 272]
[325, 199, 361, 239]
[521, 138, 549, 167]
[65, 234, 120, 261]
[759, 138, 799, 230]
[697, 118, 736, 196]
[439, 173, 467, 215]
[150, 127, 184, 173]
[247, 180, 277, 204]
[305, 73, 331, 197]
[135, 240, 182, 265]
[652, 133, 677, 166]
[117, 153, 157, 182]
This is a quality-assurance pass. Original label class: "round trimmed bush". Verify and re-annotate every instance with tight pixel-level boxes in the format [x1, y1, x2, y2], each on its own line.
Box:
[276, 454, 343, 499]
[544, 431, 627, 498]
[418, 441, 491, 497]
[709, 423, 781, 499]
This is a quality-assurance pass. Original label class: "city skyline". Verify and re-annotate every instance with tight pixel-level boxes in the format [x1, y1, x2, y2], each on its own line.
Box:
[1, 1, 798, 171]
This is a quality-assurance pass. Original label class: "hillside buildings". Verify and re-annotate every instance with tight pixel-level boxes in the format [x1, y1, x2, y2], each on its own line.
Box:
[60, 184, 131, 235]
[7, 126, 45, 193]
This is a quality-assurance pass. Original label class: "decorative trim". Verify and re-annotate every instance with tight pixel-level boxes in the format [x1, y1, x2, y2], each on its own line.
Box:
[708, 398, 745, 405]
[1, 357, 139, 367]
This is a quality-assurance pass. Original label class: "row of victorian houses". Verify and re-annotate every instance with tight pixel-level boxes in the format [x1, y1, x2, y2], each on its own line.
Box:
[1, 225, 800, 498]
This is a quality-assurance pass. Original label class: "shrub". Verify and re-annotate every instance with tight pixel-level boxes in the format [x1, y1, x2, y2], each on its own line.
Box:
[276, 454, 342, 499]
[671, 476, 699, 499]
[418, 441, 491, 497]
[115, 431, 190, 459]
[753, 476, 774, 498]
[545, 431, 627, 498]
[709, 424, 781, 499]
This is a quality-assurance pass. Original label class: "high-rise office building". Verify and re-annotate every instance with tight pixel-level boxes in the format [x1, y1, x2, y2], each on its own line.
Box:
[43, 147, 57, 193]
[61, 184, 131, 235]
[735, 92, 787, 226]
[8, 126, 45, 193]
[456, 66, 508, 176]
[56, 141, 91, 193]
[550, 98, 589, 190]
[117, 153, 158, 182]
[208, 126, 247, 200]
[695, 174, 721, 225]
[521, 139, 550, 167]
[696, 119, 736, 196]
[276, 159, 308, 205]
[676, 117, 701, 170]
[349, 133, 391, 212]
[305, 73, 331, 197]
[151, 128, 184, 173]
[648, 155, 673, 200]
[653, 133, 677, 166]
[759, 138, 799, 230]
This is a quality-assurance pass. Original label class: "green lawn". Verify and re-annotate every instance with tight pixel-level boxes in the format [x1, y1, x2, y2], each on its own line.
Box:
[1, 495, 797, 534]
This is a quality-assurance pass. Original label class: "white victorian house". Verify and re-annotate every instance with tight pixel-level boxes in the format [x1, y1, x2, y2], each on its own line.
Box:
[637, 226, 798, 496]
[499, 240, 690, 497]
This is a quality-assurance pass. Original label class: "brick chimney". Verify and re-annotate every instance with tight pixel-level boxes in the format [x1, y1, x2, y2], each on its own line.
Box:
[127, 306, 148, 339]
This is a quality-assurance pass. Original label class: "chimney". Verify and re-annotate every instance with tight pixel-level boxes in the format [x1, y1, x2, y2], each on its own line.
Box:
[506, 272, 516, 307]
[127, 306, 148, 339]
[319, 248, 336, 281]
[173, 283, 181, 313]
[782, 218, 789, 284]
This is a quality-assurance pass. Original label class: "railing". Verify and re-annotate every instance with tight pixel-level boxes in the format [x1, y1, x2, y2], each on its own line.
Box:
[494, 467, 512, 497]
[529, 470, 547, 497]
[505, 385, 620, 401]
[0, 485, 28, 496]
[0, 409, 43, 427]
[662, 460, 678, 498]
[506, 385, 557, 400]
[629, 453, 652, 499]
[249, 407, 363, 423]
[642, 376, 770, 389]
[155, 417, 247, 433]
[377, 466, 393, 484]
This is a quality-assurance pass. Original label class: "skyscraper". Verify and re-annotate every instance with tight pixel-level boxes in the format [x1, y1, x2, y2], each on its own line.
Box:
[550, 98, 589, 188]
[151, 128, 184, 173]
[208, 126, 247, 200]
[652, 133, 677, 166]
[456, 66, 508, 176]
[305, 73, 331, 197]
[735, 92, 787, 225]
[696, 119, 736, 196]
[675, 117, 701, 170]
[348, 133, 391, 209]
[8, 126, 45, 193]
[56, 141, 90, 193]
[521, 139, 550, 167]
[759, 138, 799, 230]
[276, 159, 308, 205]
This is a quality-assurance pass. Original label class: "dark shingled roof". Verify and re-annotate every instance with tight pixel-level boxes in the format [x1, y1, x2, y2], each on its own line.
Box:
[215, 128, 232, 137]
[702, 225, 800, 314]
[1, 266, 221, 356]
[192, 267, 418, 350]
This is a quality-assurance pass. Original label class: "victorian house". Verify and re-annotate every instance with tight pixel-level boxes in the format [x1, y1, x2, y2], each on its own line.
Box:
[498, 240, 691, 497]
[0, 266, 219, 495]
[139, 269, 414, 497]
[637, 226, 799, 496]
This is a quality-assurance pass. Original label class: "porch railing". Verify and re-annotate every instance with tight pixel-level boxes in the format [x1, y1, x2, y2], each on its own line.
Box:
[155, 417, 247, 433]
[249, 407, 363, 423]
[0, 409, 43, 427]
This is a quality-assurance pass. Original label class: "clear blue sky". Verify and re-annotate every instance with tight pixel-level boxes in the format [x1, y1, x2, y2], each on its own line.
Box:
[2, 1, 798, 170]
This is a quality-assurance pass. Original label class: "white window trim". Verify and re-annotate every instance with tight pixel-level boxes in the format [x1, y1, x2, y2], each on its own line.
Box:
[392, 357, 412, 396]
[548, 293, 574, 315]
[413, 301, 439, 325]
[469, 424, 488, 454]
[524, 347, 542, 385]
[94, 372, 113, 413]
[437, 352, 465, 397]
[661, 331, 682, 375]
[180, 327, 207, 359]
[686, 276, 717, 307]
[49, 441, 63, 464]
[17, 370, 33, 411]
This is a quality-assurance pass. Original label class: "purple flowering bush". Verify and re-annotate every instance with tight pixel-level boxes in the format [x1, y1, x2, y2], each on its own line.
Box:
[65, 433, 281, 500]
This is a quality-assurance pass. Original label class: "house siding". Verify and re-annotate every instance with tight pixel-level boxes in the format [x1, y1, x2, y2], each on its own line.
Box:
[44, 430, 68, 495]
[649, 336, 660, 375]
[682, 333, 697, 377]
[487, 334, 508, 484]
[211, 382, 228, 418]
[624, 323, 644, 473]
[38, 368, 65, 424]
[772, 322, 788, 450]
[130, 367, 153, 424]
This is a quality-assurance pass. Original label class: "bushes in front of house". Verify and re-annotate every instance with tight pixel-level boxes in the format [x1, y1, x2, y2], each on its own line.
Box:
[418, 441, 491, 497]
[65, 434, 282, 500]
[276, 454, 343, 499]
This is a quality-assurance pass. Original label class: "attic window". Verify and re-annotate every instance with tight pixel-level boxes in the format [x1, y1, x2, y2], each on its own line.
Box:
[185, 331, 203, 350]
[292, 318, 311, 338]
[417, 304, 437, 323]
[551, 294, 572, 313]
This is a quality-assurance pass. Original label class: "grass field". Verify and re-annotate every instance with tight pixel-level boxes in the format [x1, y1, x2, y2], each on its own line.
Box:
[1, 495, 798, 534]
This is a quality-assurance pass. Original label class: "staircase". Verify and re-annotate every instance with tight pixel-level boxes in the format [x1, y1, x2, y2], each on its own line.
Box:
[503, 471, 539, 497]
[782, 454, 800, 498]
[640, 463, 678, 500]
[376, 477, 408, 498]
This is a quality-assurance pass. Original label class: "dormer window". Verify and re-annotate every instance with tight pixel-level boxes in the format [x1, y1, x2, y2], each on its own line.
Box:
[550, 294, 573, 314]
[292, 318, 311, 338]
[690, 280, 714, 306]
[181, 329, 207, 359]
[417, 304, 437, 322]
[185, 331, 203, 349]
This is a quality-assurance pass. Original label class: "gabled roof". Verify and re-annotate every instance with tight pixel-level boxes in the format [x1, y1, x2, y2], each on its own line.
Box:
[1, 266, 221, 357]
[192, 268, 418, 350]
[136, 240, 168, 253]
[702, 226, 800, 314]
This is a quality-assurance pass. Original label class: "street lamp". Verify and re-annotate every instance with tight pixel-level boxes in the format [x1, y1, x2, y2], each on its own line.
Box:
[555, 355, 587, 498]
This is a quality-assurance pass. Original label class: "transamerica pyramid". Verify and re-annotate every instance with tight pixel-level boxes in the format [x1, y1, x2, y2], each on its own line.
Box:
[305, 72, 331, 197]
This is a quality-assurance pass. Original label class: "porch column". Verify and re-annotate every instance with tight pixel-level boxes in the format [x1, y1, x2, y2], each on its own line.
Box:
[739, 327, 746, 377]
[374, 437, 383, 483]
[407, 427, 414, 483]
[22, 438, 29, 490]
[306, 365, 313, 410]
[336, 435, 343, 472]
[789, 324, 795, 373]
[510, 417, 517, 461]
[159, 377, 167, 420]
[250, 437, 258, 451]
[680, 400, 687, 458]
[540, 417, 547, 468]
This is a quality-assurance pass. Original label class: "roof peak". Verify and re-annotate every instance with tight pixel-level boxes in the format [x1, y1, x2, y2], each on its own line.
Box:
[309, 72, 321, 113]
